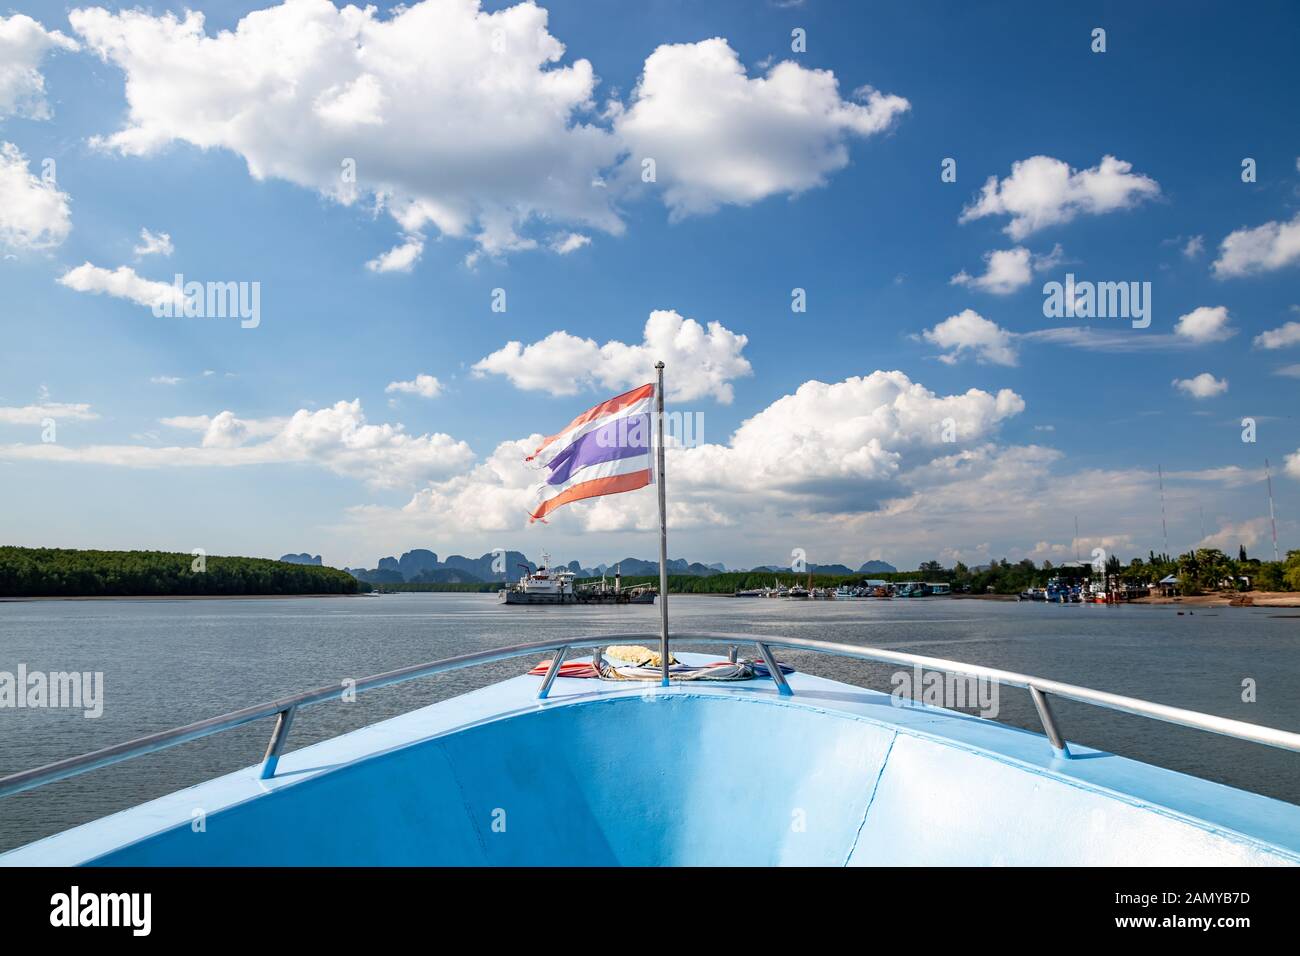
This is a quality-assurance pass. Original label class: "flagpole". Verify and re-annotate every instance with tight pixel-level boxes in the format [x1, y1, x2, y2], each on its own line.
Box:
[655, 361, 670, 687]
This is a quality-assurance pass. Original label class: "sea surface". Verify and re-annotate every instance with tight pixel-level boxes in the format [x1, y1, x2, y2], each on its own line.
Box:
[1, 593, 1297, 853]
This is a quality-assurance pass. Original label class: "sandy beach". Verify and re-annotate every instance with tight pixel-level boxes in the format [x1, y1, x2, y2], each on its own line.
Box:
[1130, 591, 1300, 608]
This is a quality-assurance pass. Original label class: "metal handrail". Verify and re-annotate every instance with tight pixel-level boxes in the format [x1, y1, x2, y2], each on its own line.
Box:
[2, 631, 1298, 801]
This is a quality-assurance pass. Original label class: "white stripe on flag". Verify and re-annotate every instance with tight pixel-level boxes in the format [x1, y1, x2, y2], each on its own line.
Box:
[532, 394, 654, 469]
[530, 452, 652, 507]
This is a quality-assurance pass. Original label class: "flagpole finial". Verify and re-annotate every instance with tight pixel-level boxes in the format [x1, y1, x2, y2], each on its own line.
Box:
[655, 360, 664, 370]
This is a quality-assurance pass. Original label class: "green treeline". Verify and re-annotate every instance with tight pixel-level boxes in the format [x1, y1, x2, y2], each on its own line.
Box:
[0, 547, 363, 597]
[589, 548, 1300, 596]
[384, 581, 503, 593]
[382, 551, 1300, 596]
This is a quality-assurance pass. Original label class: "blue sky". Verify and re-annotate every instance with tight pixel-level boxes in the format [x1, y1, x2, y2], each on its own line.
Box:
[1, 0, 1297, 570]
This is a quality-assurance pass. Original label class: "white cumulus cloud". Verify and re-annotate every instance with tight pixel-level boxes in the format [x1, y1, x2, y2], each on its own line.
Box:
[922, 309, 1018, 365]
[1254, 321, 1300, 350]
[399, 437, 545, 533]
[70, 0, 625, 263]
[1212, 212, 1300, 278]
[366, 236, 423, 273]
[57, 262, 183, 310]
[385, 374, 443, 399]
[674, 372, 1024, 494]
[4, 399, 474, 489]
[1172, 373, 1228, 399]
[960, 155, 1159, 240]
[0, 142, 72, 250]
[394, 370, 1025, 535]
[160, 413, 284, 440]
[69, 4, 906, 263]
[0, 402, 98, 424]
[549, 232, 590, 254]
[1194, 517, 1271, 554]
[472, 309, 752, 402]
[613, 38, 909, 218]
[0, 14, 78, 120]
[1287, 449, 1300, 481]
[1173, 305, 1235, 343]
[950, 244, 1061, 295]
[133, 227, 173, 257]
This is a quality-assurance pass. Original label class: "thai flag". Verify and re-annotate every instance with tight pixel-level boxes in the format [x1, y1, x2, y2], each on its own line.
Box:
[526, 383, 655, 523]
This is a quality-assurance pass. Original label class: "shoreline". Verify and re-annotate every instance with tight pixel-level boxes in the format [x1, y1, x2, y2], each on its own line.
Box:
[7, 590, 1296, 607]
[1129, 591, 1300, 608]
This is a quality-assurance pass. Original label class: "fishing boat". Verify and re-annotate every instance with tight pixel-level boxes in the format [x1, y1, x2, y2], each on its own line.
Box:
[1044, 578, 1081, 604]
[2, 631, 1297, 866]
[1083, 580, 1109, 604]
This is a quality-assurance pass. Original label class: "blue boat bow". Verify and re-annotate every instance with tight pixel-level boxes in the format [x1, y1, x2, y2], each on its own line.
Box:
[3, 634, 1298, 866]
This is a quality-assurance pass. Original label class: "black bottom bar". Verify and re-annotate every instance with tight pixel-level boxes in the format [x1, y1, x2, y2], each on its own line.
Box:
[0, 866, 1295, 941]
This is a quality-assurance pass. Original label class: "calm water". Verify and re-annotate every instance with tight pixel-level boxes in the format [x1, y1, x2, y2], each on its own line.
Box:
[1, 593, 1297, 852]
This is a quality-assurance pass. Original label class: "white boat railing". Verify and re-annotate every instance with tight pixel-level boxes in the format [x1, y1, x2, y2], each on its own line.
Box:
[1, 632, 1298, 801]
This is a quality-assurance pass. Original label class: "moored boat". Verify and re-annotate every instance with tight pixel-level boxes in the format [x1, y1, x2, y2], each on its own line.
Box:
[895, 582, 932, 598]
[498, 556, 576, 604]
[499, 555, 655, 605]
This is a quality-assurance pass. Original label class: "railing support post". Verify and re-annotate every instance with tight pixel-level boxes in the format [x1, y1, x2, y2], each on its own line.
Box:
[260, 706, 297, 780]
[755, 642, 792, 696]
[1029, 685, 1070, 759]
[537, 646, 569, 699]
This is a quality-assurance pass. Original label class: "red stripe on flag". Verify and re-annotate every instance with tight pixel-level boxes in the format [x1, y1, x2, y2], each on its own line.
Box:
[526, 382, 655, 461]
[528, 468, 651, 523]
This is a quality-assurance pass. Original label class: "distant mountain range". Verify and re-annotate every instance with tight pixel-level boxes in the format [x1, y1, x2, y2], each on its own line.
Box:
[752, 563, 854, 575]
[281, 548, 897, 584]
[749, 561, 898, 575]
[347, 550, 534, 585]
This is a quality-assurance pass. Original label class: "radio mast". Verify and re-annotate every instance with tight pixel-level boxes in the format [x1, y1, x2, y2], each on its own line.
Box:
[1266, 458, 1280, 562]
[1157, 464, 1170, 558]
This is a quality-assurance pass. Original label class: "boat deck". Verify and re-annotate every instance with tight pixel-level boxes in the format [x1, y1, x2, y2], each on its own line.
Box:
[4, 653, 1298, 866]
